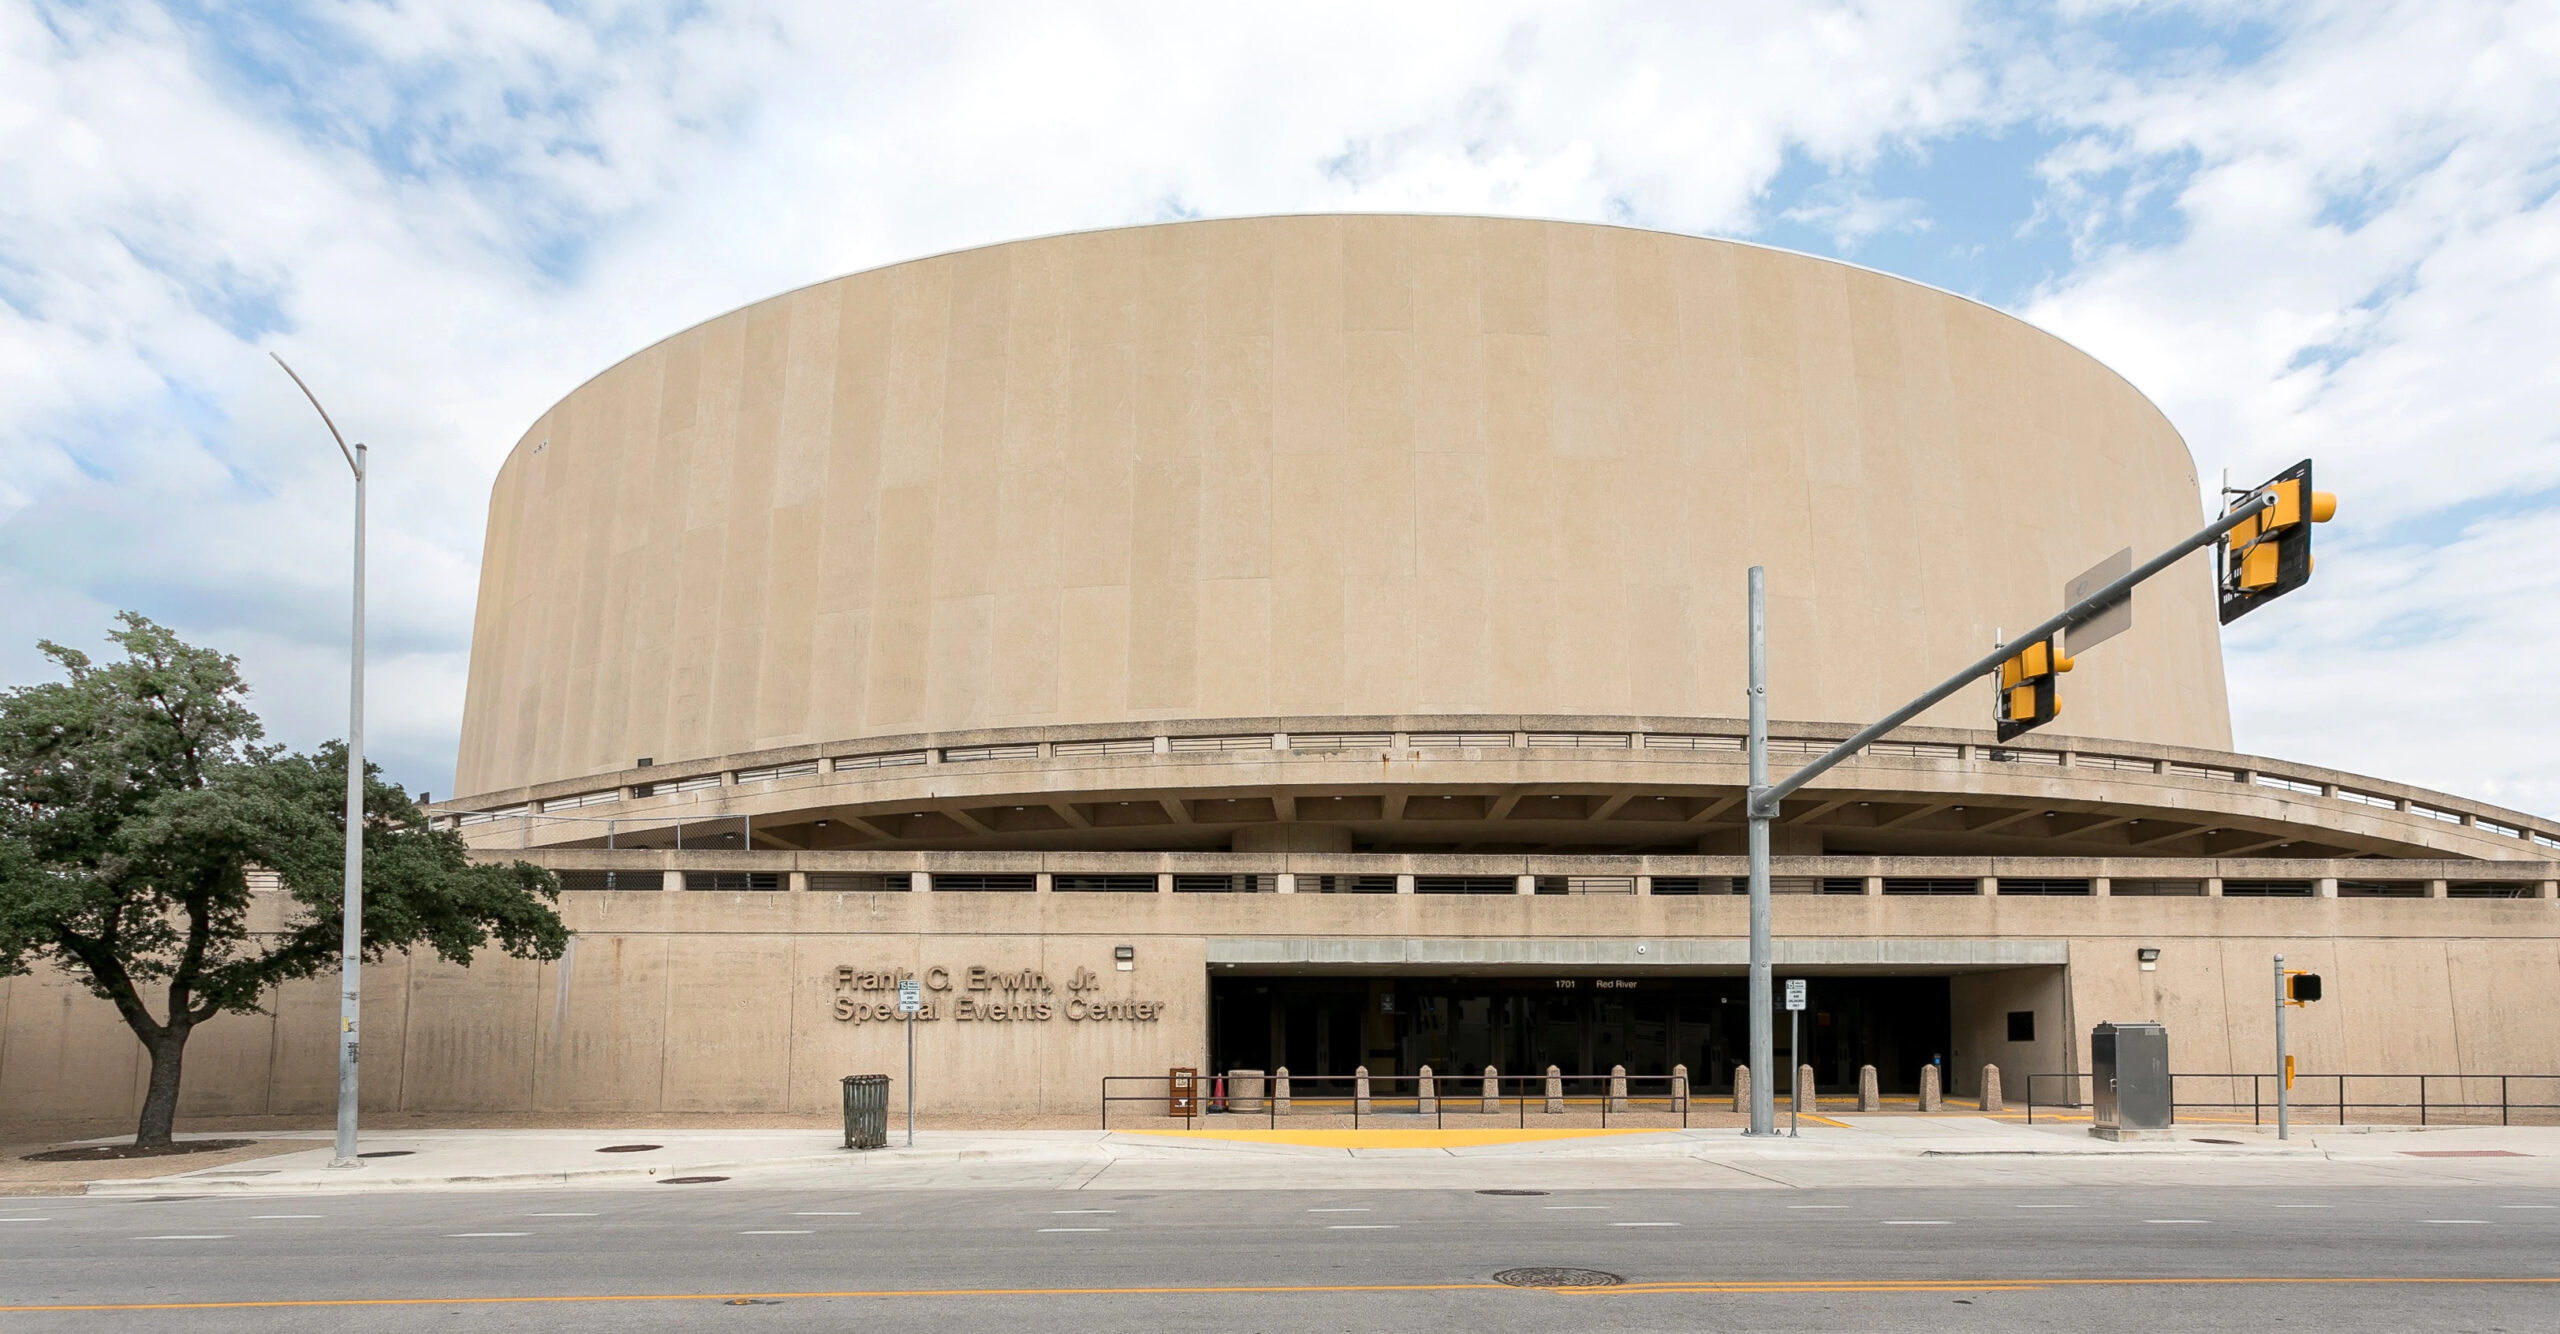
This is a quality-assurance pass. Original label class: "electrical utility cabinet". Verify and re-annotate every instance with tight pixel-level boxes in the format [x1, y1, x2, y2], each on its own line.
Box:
[2091, 1021, 2172, 1135]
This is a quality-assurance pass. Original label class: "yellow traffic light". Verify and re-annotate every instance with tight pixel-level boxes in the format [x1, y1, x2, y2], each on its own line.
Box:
[2221, 460, 2336, 621]
[1994, 635, 2073, 741]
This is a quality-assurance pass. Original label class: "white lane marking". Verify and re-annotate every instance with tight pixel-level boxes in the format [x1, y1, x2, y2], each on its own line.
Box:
[136, 1235, 230, 1240]
[2015, 1204, 2078, 1209]
[2498, 1205, 2557, 1209]
[2272, 1205, 2330, 1209]
[1787, 1205, 1848, 1210]
[1611, 1222, 1680, 1227]
[250, 1215, 323, 1220]
[2145, 1219, 2211, 1224]
[1328, 1224, 1397, 1230]
[1050, 1209, 1117, 1214]
[0, 1218, 53, 1223]
[740, 1229, 812, 1235]
[1307, 1207, 1369, 1213]
[446, 1232, 530, 1238]
[1880, 1221, 1949, 1226]
[793, 1211, 863, 1216]
[1040, 1227, 1109, 1233]
[2420, 1219, 2488, 1224]
[1547, 1206, 1610, 1211]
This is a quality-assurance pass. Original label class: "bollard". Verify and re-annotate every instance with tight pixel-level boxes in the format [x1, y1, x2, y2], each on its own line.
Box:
[1231, 1068, 1266, 1114]
[1482, 1065, 1500, 1115]
[1919, 1062, 1943, 1112]
[1544, 1065, 1564, 1115]
[1980, 1063, 2003, 1113]
[1275, 1066, 1291, 1114]
[1731, 1064, 1751, 1114]
[1795, 1064, 1815, 1114]
[1354, 1065, 1371, 1115]
[1418, 1064, 1437, 1115]
[1672, 1063, 1690, 1115]
[1609, 1064, 1629, 1113]
[1858, 1064, 1880, 1112]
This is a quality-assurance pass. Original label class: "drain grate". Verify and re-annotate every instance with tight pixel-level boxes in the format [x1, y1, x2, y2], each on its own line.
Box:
[357, 1150, 414, 1158]
[1476, 1189, 1550, 1197]
[1495, 1267, 1622, 1288]
[660, 1175, 729, 1184]
[2192, 1138, 2243, 1146]
[597, 1144, 662, 1153]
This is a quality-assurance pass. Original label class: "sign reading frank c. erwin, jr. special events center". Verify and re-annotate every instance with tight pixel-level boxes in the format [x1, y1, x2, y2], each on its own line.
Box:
[832, 964, 1164, 1025]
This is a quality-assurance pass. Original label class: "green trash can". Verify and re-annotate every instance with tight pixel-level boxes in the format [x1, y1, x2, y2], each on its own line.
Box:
[842, 1074, 890, 1150]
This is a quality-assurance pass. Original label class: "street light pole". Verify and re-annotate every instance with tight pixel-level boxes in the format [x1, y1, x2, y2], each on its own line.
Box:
[1745, 566, 1774, 1136]
[274, 355, 366, 1170]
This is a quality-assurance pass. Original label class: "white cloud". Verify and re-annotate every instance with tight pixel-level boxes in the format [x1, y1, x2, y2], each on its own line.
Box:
[2, 0, 2554, 818]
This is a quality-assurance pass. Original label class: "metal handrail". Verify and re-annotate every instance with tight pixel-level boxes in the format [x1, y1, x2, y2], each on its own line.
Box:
[2022, 1072, 2560, 1126]
[1100, 1072, 1698, 1130]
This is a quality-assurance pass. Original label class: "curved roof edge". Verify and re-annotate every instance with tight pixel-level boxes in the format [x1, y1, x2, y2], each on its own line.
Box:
[489, 212, 2198, 486]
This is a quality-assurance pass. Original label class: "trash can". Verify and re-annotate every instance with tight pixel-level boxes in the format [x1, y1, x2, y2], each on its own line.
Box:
[841, 1074, 890, 1150]
[2091, 1021, 2171, 1138]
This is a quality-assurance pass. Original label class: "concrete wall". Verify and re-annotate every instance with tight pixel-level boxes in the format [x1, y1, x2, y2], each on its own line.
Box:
[7, 892, 2553, 1129]
[455, 215, 2230, 798]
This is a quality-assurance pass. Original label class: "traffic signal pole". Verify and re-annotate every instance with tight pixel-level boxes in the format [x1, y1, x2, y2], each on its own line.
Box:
[2275, 954, 2290, 1141]
[1742, 489, 2278, 1137]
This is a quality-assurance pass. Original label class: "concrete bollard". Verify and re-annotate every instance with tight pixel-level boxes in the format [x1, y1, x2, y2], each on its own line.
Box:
[1919, 1062, 1943, 1112]
[1275, 1066, 1291, 1114]
[1731, 1064, 1751, 1114]
[1671, 1063, 1690, 1115]
[1418, 1064, 1437, 1115]
[1544, 1065, 1564, 1114]
[1231, 1068, 1266, 1114]
[1482, 1065, 1500, 1116]
[1858, 1064, 1880, 1113]
[1354, 1065, 1371, 1115]
[1980, 1064, 2003, 1113]
[1795, 1064, 1815, 1113]
[1609, 1064, 1629, 1113]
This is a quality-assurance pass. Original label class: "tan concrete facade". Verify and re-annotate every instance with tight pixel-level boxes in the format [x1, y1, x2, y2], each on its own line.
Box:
[456, 215, 2229, 798]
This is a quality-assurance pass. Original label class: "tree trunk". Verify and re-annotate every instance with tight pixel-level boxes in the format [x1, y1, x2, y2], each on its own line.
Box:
[134, 1022, 191, 1148]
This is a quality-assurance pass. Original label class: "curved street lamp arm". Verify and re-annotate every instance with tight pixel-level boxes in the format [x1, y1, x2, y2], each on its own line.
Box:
[271, 353, 360, 476]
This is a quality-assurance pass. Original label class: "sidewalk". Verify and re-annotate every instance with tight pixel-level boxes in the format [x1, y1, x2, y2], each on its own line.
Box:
[21, 1116, 2556, 1197]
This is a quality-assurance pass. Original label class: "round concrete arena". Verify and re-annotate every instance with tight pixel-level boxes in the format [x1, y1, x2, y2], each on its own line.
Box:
[457, 213, 2229, 802]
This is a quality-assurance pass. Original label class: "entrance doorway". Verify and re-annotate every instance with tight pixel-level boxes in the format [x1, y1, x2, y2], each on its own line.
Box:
[1208, 975, 1951, 1093]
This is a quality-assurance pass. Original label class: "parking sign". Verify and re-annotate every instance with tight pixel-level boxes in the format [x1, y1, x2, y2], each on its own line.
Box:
[897, 979, 922, 1014]
[1784, 979, 1807, 1011]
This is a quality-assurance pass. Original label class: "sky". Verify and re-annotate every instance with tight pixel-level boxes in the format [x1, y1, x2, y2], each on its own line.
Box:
[2, 1, 2555, 816]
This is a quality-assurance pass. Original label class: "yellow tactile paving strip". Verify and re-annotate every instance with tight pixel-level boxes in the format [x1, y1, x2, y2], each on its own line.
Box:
[1113, 1127, 1670, 1149]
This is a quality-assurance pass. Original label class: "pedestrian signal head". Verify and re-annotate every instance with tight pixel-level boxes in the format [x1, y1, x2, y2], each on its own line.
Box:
[2220, 459, 2335, 623]
[1994, 635, 2073, 742]
[2286, 972, 2322, 1004]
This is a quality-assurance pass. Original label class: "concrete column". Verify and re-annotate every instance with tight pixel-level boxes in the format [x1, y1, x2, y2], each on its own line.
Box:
[1671, 1064, 1690, 1114]
[1864, 876, 1884, 896]
[661, 870, 684, 893]
[1544, 1065, 1564, 1115]
[1980, 876, 2000, 897]
[1276, 873, 1297, 895]
[1516, 874, 1536, 896]
[2427, 879, 2449, 899]
[1919, 1063, 1943, 1112]
[1608, 1065, 1628, 1113]
[1794, 1064, 1815, 1113]
[1034, 872, 1053, 893]
[1730, 1065, 1750, 1114]
[1274, 1067, 1290, 1114]
[1481, 1066, 1500, 1115]
[1635, 875, 1653, 896]
[1354, 1066, 1371, 1115]
[1158, 873, 1175, 895]
[1858, 1065, 1880, 1112]
[1418, 1065, 1437, 1115]
[1980, 1064, 2004, 1112]
[1396, 874, 1416, 895]
[912, 871, 932, 893]
[2205, 877, 2224, 897]
[787, 871, 808, 893]
[2541, 880, 2558, 900]
[2092, 876, 2112, 897]
[2317, 877, 2339, 899]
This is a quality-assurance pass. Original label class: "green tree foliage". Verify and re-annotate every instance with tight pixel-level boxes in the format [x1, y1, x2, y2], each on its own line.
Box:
[0, 613, 566, 1147]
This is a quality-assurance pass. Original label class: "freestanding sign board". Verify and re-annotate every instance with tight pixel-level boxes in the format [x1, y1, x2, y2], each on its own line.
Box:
[1784, 979, 1807, 1011]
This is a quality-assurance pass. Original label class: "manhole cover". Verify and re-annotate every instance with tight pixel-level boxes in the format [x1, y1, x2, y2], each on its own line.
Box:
[2193, 1138, 2242, 1145]
[1495, 1267, 1622, 1289]
[357, 1150, 414, 1159]
[597, 1144, 663, 1153]
[660, 1175, 729, 1184]
[1477, 1189, 1550, 1196]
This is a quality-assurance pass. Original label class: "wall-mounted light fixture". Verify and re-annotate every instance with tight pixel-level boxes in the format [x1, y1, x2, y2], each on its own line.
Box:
[2138, 947, 2161, 972]
[1114, 945, 1135, 972]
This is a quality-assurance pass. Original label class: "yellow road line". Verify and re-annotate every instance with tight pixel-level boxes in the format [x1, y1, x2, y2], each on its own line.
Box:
[5, 1275, 2556, 1313]
[1117, 1127, 1664, 1148]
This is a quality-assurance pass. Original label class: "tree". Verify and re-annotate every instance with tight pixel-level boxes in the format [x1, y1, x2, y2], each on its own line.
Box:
[0, 613, 567, 1148]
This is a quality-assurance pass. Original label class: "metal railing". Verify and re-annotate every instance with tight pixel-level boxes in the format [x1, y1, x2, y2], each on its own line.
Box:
[2022, 1072, 2560, 1126]
[1100, 1072, 1696, 1130]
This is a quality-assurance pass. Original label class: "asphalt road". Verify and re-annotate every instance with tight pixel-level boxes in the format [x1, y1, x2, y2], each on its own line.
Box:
[3, 1183, 2554, 1332]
